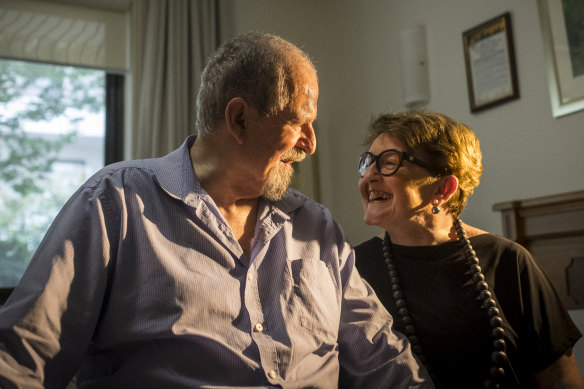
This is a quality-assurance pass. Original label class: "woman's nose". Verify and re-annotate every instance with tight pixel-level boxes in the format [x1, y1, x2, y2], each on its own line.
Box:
[360, 161, 379, 180]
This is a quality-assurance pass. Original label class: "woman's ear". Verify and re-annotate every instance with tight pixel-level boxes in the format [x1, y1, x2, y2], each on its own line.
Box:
[436, 175, 459, 202]
[224, 97, 247, 144]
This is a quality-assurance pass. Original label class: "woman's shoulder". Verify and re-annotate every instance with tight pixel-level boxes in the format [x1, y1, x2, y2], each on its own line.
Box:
[470, 232, 535, 268]
[471, 231, 527, 250]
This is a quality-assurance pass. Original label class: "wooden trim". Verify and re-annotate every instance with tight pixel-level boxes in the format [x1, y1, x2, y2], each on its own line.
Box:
[493, 190, 584, 309]
[492, 190, 584, 243]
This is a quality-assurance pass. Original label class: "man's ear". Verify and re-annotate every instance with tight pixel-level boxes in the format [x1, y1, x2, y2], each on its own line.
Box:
[436, 175, 459, 202]
[224, 98, 247, 144]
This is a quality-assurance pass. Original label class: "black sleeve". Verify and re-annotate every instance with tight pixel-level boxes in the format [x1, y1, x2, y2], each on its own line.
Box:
[491, 237, 582, 373]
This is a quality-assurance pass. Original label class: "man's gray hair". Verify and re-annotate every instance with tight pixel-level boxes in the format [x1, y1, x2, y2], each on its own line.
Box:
[195, 32, 316, 136]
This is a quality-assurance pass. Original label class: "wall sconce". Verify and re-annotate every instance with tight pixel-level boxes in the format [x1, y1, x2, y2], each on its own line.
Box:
[399, 25, 430, 109]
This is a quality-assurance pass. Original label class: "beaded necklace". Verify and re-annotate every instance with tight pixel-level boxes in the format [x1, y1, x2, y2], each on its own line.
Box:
[382, 218, 508, 388]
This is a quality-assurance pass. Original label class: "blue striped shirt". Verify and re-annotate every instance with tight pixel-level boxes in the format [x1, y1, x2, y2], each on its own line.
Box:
[0, 137, 433, 388]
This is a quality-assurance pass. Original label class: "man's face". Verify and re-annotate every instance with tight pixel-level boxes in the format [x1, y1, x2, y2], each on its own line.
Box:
[255, 65, 318, 200]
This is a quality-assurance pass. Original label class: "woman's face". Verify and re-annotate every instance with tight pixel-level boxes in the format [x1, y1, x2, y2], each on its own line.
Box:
[358, 134, 436, 233]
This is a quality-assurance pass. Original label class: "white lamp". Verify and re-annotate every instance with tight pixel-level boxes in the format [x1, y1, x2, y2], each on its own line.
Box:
[399, 25, 430, 110]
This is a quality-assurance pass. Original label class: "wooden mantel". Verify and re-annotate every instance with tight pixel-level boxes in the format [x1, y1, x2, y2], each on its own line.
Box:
[493, 190, 584, 310]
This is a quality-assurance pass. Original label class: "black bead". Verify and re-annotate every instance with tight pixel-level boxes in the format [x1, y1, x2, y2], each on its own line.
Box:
[470, 264, 482, 274]
[490, 366, 505, 378]
[468, 256, 479, 265]
[491, 327, 505, 339]
[483, 379, 499, 389]
[493, 338, 506, 350]
[390, 277, 400, 285]
[388, 270, 398, 278]
[395, 299, 407, 308]
[480, 290, 492, 300]
[487, 307, 500, 317]
[401, 315, 413, 325]
[482, 298, 497, 308]
[408, 335, 420, 345]
[398, 307, 410, 316]
[489, 316, 503, 328]
[472, 272, 485, 283]
[491, 351, 507, 365]
[393, 290, 403, 300]
[475, 281, 488, 291]
[412, 344, 424, 355]
[404, 324, 416, 334]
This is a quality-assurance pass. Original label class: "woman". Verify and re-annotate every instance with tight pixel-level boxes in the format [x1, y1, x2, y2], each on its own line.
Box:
[355, 111, 584, 388]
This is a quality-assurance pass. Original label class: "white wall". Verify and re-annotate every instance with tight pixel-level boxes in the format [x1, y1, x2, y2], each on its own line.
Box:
[220, 0, 584, 370]
[221, 0, 584, 242]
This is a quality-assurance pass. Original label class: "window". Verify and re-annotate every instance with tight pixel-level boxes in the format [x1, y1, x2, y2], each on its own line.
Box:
[0, 59, 123, 303]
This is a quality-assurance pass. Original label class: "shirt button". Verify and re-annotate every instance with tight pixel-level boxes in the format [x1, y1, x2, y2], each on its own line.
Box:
[247, 273, 253, 281]
[268, 370, 277, 379]
[254, 323, 264, 332]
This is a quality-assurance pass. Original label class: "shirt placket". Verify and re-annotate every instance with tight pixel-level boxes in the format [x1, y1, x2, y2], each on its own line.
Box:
[244, 206, 289, 385]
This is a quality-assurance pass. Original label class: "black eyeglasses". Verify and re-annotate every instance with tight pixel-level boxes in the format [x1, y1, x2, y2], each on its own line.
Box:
[358, 148, 433, 178]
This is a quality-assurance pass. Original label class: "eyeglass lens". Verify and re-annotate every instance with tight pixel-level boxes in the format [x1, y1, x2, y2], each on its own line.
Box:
[358, 150, 403, 177]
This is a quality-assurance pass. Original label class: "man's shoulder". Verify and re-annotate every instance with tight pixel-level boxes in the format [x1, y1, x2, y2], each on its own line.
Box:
[284, 188, 328, 214]
[80, 157, 166, 196]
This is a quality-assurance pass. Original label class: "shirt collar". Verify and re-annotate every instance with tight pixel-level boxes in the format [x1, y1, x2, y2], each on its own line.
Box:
[153, 135, 306, 216]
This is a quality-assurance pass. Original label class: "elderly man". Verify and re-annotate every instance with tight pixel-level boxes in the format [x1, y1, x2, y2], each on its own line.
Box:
[0, 32, 433, 388]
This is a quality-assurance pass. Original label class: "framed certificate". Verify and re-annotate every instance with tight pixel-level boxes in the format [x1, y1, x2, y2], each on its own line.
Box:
[462, 13, 519, 113]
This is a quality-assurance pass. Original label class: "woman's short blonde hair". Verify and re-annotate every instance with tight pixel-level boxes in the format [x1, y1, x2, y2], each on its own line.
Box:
[365, 111, 482, 217]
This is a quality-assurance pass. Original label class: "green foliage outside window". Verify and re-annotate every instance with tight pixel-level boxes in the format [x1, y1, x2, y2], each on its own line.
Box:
[0, 60, 104, 286]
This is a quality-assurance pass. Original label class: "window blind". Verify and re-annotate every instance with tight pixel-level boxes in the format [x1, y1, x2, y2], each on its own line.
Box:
[0, 0, 127, 72]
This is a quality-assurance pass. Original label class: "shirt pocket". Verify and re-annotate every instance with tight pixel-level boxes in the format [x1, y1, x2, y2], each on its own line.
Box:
[288, 257, 340, 345]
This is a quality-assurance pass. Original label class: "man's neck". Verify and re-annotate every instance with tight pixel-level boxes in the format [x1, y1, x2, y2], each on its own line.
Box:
[190, 135, 259, 260]
[217, 200, 258, 260]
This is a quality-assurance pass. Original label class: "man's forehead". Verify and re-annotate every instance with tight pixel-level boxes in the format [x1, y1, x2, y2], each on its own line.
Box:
[300, 80, 318, 114]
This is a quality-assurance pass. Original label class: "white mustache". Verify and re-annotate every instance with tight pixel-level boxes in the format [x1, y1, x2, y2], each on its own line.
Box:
[281, 148, 306, 164]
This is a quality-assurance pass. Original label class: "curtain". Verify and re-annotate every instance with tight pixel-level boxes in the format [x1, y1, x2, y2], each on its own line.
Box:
[130, 0, 220, 159]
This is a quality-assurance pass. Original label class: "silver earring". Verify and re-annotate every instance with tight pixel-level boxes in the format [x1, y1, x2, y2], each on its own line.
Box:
[431, 200, 440, 214]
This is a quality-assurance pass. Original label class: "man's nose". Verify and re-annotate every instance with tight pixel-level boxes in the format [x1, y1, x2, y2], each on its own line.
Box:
[296, 123, 316, 155]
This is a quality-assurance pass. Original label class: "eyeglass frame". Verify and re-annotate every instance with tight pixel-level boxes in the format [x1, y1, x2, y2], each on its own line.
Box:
[358, 148, 436, 178]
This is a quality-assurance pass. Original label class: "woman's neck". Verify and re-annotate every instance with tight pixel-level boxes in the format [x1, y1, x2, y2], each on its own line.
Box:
[385, 214, 484, 246]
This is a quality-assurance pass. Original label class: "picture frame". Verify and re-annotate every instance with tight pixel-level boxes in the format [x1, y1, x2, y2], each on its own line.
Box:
[537, 0, 584, 118]
[462, 13, 519, 113]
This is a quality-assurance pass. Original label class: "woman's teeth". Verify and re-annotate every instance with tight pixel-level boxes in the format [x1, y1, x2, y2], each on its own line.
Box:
[369, 191, 392, 201]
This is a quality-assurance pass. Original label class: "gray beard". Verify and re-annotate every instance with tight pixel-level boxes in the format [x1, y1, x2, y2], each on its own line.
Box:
[260, 148, 306, 201]
[260, 162, 294, 201]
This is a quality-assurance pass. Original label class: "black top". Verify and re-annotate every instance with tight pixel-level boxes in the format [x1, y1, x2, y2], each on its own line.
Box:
[355, 234, 582, 388]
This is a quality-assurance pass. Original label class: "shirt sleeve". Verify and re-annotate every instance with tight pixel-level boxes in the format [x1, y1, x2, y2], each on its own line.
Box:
[336, 243, 435, 388]
[0, 177, 119, 388]
[515, 245, 583, 371]
[492, 237, 583, 375]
